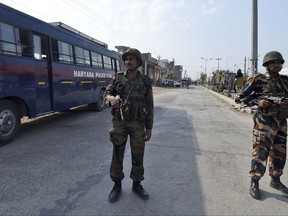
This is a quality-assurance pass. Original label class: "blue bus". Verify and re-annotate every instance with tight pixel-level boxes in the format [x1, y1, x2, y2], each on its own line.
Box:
[0, 3, 121, 144]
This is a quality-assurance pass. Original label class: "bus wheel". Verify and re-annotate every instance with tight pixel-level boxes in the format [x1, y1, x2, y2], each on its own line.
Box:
[0, 100, 21, 145]
[88, 90, 106, 112]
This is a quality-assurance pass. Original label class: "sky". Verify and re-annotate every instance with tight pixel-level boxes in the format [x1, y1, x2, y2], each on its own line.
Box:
[1, 0, 288, 80]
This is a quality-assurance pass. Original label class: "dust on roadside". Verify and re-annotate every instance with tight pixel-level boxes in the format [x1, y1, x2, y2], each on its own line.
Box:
[153, 86, 169, 94]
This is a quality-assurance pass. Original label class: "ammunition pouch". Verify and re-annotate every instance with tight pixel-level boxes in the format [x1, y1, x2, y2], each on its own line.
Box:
[131, 101, 148, 121]
[124, 101, 147, 121]
[111, 100, 147, 121]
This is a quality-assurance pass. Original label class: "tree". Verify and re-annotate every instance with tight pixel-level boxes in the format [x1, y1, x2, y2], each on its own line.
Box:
[200, 72, 207, 85]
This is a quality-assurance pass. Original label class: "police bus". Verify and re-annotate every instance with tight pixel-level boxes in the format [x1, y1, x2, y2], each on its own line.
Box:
[0, 3, 121, 144]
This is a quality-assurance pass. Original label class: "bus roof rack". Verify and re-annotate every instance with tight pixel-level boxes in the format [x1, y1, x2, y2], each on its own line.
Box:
[49, 22, 108, 48]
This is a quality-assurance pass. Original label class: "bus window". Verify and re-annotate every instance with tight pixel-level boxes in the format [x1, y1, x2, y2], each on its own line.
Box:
[84, 49, 90, 66]
[0, 22, 17, 55]
[0, 22, 17, 56]
[111, 59, 121, 72]
[91, 51, 103, 68]
[116, 59, 120, 72]
[51, 39, 73, 64]
[75, 46, 90, 66]
[103, 55, 112, 70]
[33, 35, 48, 60]
[0, 22, 32, 57]
[16, 27, 32, 57]
[111, 59, 114, 71]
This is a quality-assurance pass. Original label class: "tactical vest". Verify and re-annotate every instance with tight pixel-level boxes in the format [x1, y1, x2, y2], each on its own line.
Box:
[113, 72, 151, 121]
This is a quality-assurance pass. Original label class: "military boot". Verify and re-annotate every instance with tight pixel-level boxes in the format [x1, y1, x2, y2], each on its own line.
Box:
[108, 181, 122, 202]
[132, 181, 149, 200]
[270, 177, 288, 196]
[250, 178, 261, 200]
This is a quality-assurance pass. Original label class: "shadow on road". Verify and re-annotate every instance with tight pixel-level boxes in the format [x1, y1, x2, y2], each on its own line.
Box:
[144, 105, 205, 215]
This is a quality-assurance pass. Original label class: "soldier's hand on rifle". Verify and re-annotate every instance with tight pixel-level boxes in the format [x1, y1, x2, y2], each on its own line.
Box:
[257, 99, 272, 108]
[109, 95, 120, 109]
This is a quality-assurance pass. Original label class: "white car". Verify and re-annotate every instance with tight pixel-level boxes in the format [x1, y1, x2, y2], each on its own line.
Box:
[162, 79, 173, 86]
[173, 81, 181, 87]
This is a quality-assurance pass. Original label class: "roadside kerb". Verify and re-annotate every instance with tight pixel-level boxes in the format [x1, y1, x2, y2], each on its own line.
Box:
[201, 86, 254, 115]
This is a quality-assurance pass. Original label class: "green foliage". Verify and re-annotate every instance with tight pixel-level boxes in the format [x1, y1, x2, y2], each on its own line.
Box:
[200, 72, 207, 84]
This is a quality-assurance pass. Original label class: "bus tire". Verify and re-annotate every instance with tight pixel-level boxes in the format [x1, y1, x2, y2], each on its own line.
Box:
[0, 100, 21, 145]
[88, 90, 106, 112]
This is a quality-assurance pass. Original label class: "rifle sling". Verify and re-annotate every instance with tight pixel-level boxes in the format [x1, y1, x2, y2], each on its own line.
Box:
[279, 76, 288, 96]
[122, 82, 135, 107]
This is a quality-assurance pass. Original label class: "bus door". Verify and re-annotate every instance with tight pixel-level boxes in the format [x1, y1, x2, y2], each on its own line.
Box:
[32, 34, 53, 115]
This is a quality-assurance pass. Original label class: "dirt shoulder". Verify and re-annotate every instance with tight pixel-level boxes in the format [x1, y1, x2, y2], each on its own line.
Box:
[153, 86, 169, 94]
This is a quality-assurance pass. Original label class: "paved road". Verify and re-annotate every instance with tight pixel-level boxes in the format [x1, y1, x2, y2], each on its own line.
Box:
[1, 86, 288, 215]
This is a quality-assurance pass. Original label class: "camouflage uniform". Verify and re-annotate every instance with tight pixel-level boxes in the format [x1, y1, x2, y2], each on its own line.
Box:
[104, 70, 153, 182]
[239, 72, 288, 180]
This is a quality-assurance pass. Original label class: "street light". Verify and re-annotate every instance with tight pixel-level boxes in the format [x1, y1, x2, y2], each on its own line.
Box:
[215, 58, 222, 71]
[201, 66, 204, 73]
[201, 57, 212, 75]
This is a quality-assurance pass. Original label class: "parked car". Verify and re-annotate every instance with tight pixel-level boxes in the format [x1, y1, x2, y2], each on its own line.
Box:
[162, 79, 173, 86]
[173, 81, 181, 87]
[162, 79, 181, 87]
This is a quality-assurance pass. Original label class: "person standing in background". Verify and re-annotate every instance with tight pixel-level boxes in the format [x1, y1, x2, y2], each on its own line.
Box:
[234, 69, 244, 93]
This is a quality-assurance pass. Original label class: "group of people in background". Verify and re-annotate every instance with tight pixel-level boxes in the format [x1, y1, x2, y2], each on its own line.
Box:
[210, 69, 245, 93]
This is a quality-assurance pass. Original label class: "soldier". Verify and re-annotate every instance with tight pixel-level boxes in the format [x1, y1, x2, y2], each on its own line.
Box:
[234, 69, 244, 93]
[236, 51, 288, 200]
[104, 48, 154, 202]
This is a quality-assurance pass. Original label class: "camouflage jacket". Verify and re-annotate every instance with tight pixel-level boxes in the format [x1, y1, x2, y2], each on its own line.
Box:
[239, 72, 288, 100]
[238, 72, 288, 117]
[104, 70, 154, 129]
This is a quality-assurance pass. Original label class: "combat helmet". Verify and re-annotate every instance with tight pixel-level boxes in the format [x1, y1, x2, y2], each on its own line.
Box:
[262, 51, 285, 66]
[122, 48, 143, 67]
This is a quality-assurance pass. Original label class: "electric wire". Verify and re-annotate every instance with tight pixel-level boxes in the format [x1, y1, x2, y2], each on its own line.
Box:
[61, 0, 128, 39]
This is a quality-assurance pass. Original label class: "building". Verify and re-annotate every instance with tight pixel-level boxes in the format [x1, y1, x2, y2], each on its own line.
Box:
[115, 45, 183, 86]
[159, 59, 169, 80]
[174, 65, 183, 82]
[142, 52, 159, 84]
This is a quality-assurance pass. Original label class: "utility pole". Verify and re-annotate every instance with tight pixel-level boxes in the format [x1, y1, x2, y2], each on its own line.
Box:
[201, 57, 212, 75]
[251, 0, 258, 74]
[244, 57, 247, 75]
[157, 55, 162, 82]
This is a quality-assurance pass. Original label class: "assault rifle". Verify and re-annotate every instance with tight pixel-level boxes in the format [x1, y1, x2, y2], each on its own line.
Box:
[117, 95, 130, 120]
[236, 92, 288, 107]
[261, 96, 288, 104]
[117, 83, 135, 121]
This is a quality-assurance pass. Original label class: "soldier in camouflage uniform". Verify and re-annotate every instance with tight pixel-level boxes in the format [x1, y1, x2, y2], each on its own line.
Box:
[104, 48, 154, 202]
[237, 51, 288, 200]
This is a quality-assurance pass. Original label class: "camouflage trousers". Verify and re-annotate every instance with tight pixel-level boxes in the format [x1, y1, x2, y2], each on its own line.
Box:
[109, 117, 146, 182]
[249, 112, 287, 180]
